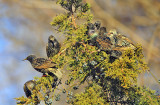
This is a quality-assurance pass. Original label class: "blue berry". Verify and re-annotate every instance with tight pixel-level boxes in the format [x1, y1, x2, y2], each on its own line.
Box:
[73, 86, 79, 90]
[90, 60, 97, 65]
[79, 70, 83, 74]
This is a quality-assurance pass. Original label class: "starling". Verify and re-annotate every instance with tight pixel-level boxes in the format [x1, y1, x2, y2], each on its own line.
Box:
[87, 21, 101, 39]
[107, 30, 135, 58]
[96, 27, 112, 52]
[23, 80, 36, 98]
[99, 27, 107, 36]
[107, 29, 118, 46]
[46, 35, 61, 59]
[115, 35, 135, 49]
[86, 23, 98, 46]
[96, 37, 112, 52]
[23, 80, 40, 105]
[24, 55, 62, 79]
[87, 23, 96, 38]
[94, 21, 101, 30]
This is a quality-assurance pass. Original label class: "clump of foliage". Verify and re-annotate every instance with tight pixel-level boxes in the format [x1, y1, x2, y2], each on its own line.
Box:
[15, 76, 56, 105]
[73, 83, 105, 105]
[15, 0, 160, 104]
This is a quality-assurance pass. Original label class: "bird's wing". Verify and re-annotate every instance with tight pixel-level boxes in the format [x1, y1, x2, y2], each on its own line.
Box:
[118, 35, 134, 45]
[47, 68, 63, 79]
[96, 37, 112, 51]
[97, 36, 112, 46]
[46, 43, 48, 53]
[53, 39, 59, 47]
[46, 43, 50, 58]
[34, 58, 58, 69]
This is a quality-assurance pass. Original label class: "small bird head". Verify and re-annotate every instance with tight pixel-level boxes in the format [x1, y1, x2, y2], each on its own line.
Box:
[99, 27, 107, 36]
[48, 35, 55, 42]
[94, 21, 101, 30]
[23, 55, 36, 63]
[87, 23, 95, 30]
[87, 23, 96, 38]
[108, 29, 117, 36]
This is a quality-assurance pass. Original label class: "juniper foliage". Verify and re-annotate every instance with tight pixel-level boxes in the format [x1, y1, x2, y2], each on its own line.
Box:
[15, 0, 160, 104]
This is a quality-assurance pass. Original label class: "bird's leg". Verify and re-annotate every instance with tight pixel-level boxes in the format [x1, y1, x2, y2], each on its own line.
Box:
[42, 73, 49, 77]
[42, 74, 47, 77]
[28, 96, 32, 99]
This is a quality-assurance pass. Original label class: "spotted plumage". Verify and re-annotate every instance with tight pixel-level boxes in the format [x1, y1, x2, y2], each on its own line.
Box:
[96, 36, 112, 51]
[87, 23, 96, 38]
[24, 55, 62, 79]
[46, 35, 61, 59]
[107, 29, 118, 46]
[115, 35, 135, 48]
[23, 80, 36, 98]
[94, 21, 101, 30]
[95, 26, 112, 51]
[107, 30, 135, 58]
[86, 22, 135, 59]
[99, 27, 107, 36]
[86, 23, 98, 46]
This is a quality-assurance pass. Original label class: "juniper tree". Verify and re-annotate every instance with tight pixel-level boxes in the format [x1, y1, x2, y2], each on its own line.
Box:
[15, 0, 160, 105]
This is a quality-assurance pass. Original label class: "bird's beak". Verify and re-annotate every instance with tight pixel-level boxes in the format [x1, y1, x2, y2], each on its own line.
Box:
[22, 58, 27, 61]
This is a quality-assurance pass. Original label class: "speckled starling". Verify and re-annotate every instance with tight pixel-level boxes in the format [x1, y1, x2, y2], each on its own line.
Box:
[99, 27, 107, 36]
[87, 23, 96, 38]
[107, 29, 135, 48]
[23, 80, 36, 98]
[95, 27, 112, 51]
[94, 21, 101, 30]
[107, 29, 135, 58]
[24, 55, 62, 79]
[46, 35, 61, 59]
[115, 35, 135, 49]
[86, 23, 98, 46]
[107, 29, 118, 46]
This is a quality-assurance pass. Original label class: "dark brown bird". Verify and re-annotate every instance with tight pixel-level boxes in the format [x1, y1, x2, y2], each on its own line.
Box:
[87, 23, 96, 38]
[99, 27, 107, 37]
[23, 80, 39, 104]
[95, 27, 112, 52]
[24, 55, 62, 79]
[94, 21, 101, 30]
[46, 35, 61, 59]
[107, 29, 135, 58]
[107, 29, 135, 48]
[23, 80, 36, 98]
[96, 36, 112, 52]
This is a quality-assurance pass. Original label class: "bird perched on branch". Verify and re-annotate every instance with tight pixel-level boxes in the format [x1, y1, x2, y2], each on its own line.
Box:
[87, 21, 102, 46]
[23, 80, 37, 98]
[46, 35, 61, 59]
[23, 80, 39, 105]
[96, 27, 113, 52]
[94, 21, 101, 30]
[86, 23, 98, 46]
[107, 29, 135, 58]
[99, 27, 107, 36]
[87, 23, 96, 38]
[86, 22, 135, 59]
[24, 55, 62, 79]
[107, 29, 135, 48]
[87, 21, 101, 38]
